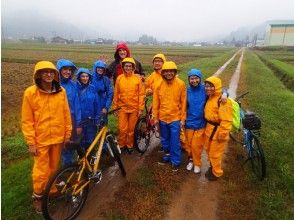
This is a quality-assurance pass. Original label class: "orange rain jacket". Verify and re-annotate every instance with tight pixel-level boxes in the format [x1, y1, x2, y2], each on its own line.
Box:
[153, 77, 187, 123]
[204, 76, 232, 141]
[113, 72, 145, 113]
[145, 70, 163, 95]
[21, 61, 72, 147]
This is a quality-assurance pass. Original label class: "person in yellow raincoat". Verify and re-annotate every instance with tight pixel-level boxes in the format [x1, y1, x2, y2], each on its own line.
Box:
[21, 61, 72, 213]
[204, 76, 232, 181]
[153, 61, 186, 170]
[112, 57, 145, 154]
[145, 53, 166, 96]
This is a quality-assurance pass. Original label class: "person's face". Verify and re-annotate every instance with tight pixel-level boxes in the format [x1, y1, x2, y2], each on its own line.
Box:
[40, 69, 55, 83]
[80, 73, 90, 84]
[96, 67, 104, 75]
[60, 67, 73, 79]
[118, 49, 128, 59]
[162, 70, 176, 81]
[123, 63, 134, 74]
[205, 82, 215, 96]
[189, 75, 201, 87]
[153, 58, 164, 71]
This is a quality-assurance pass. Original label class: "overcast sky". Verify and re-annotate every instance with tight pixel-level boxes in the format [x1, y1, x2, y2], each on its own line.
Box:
[2, 0, 294, 41]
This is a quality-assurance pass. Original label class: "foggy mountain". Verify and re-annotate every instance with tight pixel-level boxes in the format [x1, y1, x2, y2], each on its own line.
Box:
[224, 22, 269, 41]
[2, 10, 109, 40]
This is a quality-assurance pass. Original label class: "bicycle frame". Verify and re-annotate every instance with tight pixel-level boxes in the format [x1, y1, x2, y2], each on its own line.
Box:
[60, 125, 108, 196]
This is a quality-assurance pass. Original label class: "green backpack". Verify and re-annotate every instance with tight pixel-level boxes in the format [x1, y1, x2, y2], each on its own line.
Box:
[229, 98, 241, 132]
[218, 97, 241, 132]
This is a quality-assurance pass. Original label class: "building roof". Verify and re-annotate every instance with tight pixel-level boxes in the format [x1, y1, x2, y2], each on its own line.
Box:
[268, 20, 294, 26]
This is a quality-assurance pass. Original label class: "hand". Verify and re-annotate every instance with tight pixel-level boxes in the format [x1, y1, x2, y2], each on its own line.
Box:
[102, 108, 107, 114]
[63, 139, 71, 149]
[220, 93, 228, 104]
[28, 145, 39, 156]
[138, 110, 143, 117]
[113, 111, 118, 117]
[76, 127, 82, 135]
[180, 120, 185, 128]
[146, 88, 153, 96]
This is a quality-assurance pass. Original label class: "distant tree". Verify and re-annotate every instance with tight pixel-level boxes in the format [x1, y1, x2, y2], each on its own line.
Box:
[138, 34, 157, 45]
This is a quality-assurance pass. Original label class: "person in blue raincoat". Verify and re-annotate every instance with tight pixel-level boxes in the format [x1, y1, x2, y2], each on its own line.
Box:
[183, 69, 206, 174]
[92, 60, 113, 114]
[76, 68, 100, 149]
[56, 59, 82, 165]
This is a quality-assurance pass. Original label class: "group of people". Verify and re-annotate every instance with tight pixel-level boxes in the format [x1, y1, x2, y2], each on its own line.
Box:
[21, 42, 233, 213]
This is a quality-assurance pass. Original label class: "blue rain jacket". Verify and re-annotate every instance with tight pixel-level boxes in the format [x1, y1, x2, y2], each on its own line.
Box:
[56, 59, 81, 133]
[185, 69, 206, 130]
[76, 68, 100, 146]
[92, 62, 113, 114]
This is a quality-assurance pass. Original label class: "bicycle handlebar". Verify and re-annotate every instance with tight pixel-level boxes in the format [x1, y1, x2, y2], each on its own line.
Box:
[236, 91, 249, 102]
[79, 107, 121, 127]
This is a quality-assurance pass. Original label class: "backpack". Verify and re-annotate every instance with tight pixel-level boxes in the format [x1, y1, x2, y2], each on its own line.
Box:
[218, 97, 240, 132]
[229, 98, 241, 132]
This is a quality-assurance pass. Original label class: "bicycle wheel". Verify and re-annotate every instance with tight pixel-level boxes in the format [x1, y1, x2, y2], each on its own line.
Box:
[134, 116, 151, 154]
[107, 134, 126, 176]
[250, 135, 266, 181]
[42, 164, 89, 220]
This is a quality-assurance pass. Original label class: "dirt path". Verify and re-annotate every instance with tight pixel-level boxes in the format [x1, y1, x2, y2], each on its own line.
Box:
[76, 137, 160, 219]
[164, 152, 220, 220]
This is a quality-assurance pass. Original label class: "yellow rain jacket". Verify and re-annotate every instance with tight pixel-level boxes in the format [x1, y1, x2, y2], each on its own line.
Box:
[113, 72, 145, 112]
[21, 61, 72, 147]
[153, 77, 187, 123]
[145, 70, 163, 95]
[204, 76, 232, 141]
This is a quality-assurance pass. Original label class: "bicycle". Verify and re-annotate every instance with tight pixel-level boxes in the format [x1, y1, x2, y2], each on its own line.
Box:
[134, 97, 160, 154]
[42, 108, 126, 220]
[230, 92, 266, 181]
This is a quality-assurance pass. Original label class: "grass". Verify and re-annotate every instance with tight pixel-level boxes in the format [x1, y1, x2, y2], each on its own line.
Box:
[246, 51, 294, 219]
[1, 158, 43, 220]
[221, 49, 294, 219]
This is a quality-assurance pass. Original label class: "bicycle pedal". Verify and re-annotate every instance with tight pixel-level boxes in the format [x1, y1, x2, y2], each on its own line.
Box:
[89, 171, 102, 184]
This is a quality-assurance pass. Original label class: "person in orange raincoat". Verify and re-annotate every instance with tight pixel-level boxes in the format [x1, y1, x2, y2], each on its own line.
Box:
[153, 61, 186, 170]
[145, 53, 166, 96]
[21, 61, 72, 213]
[204, 76, 233, 181]
[112, 57, 145, 154]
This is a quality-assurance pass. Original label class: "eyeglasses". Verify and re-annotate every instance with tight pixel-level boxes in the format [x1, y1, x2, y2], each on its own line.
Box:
[41, 70, 55, 75]
[205, 84, 214, 88]
[123, 64, 133, 68]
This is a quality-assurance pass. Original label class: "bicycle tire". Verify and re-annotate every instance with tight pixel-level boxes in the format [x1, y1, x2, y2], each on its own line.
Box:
[42, 164, 89, 220]
[134, 116, 151, 154]
[108, 134, 126, 176]
[250, 135, 266, 181]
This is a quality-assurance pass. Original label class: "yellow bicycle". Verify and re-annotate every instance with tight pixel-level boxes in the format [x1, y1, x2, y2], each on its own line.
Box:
[42, 108, 125, 220]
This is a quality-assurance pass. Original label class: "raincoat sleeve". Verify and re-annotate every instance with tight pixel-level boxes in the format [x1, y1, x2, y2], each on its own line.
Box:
[218, 100, 233, 140]
[63, 91, 73, 140]
[21, 89, 36, 146]
[152, 86, 160, 121]
[180, 83, 187, 122]
[94, 92, 100, 118]
[138, 80, 145, 111]
[74, 91, 82, 128]
[105, 77, 113, 110]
